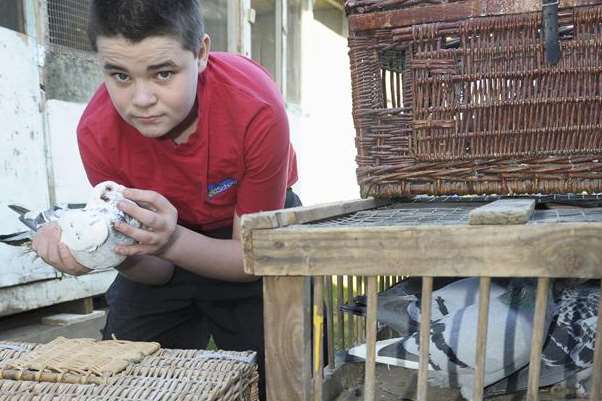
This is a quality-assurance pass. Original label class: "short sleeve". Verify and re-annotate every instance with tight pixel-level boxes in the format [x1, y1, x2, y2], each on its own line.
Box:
[235, 106, 291, 216]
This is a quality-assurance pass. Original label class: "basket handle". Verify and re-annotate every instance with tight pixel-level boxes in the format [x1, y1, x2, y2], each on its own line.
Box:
[542, 0, 561, 65]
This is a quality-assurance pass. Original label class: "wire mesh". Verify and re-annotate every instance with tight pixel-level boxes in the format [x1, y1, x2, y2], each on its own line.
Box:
[309, 202, 602, 228]
[47, 0, 93, 52]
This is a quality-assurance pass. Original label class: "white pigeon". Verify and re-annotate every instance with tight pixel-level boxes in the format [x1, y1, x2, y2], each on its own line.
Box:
[348, 279, 555, 400]
[485, 281, 599, 398]
[0, 181, 140, 271]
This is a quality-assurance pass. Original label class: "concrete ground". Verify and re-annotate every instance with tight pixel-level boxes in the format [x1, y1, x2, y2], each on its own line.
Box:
[0, 297, 106, 344]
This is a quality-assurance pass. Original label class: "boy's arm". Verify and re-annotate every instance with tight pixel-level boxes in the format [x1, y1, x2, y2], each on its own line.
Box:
[113, 192, 254, 282]
[115, 255, 175, 285]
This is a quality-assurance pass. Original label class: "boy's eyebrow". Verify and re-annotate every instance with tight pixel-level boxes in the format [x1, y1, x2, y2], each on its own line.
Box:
[147, 61, 178, 71]
[103, 63, 126, 71]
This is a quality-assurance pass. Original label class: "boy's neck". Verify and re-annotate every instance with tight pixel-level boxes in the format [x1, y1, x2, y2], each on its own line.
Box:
[168, 100, 198, 145]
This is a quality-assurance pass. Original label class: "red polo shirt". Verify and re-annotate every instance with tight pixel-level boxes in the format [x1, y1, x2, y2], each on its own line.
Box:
[77, 52, 298, 231]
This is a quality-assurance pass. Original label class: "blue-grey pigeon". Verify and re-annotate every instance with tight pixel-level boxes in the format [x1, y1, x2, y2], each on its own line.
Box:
[348, 279, 555, 400]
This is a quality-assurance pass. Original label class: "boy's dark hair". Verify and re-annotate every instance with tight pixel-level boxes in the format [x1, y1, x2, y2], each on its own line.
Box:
[88, 0, 205, 53]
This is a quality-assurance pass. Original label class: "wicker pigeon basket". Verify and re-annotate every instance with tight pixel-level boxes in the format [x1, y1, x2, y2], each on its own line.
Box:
[0, 338, 258, 401]
[346, 0, 602, 197]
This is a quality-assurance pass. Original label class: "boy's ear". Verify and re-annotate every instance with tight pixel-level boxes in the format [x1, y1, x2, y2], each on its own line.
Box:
[197, 34, 211, 71]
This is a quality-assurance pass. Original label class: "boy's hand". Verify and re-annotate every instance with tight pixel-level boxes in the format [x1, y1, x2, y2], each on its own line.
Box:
[113, 188, 179, 257]
[32, 223, 92, 276]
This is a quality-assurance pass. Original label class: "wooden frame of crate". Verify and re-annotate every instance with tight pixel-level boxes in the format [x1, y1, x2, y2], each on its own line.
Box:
[241, 198, 602, 401]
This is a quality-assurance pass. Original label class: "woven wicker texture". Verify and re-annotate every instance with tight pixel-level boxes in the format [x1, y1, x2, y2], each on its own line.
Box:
[0, 340, 258, 401]
[348, 1, 602, 197]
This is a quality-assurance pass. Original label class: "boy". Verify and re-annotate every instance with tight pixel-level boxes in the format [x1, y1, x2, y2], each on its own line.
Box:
[31, 1, 299, 399]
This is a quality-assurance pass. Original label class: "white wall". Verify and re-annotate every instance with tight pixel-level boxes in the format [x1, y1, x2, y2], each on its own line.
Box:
[46, 100, 92, 205]
[0, 26, 58, 287]
[287, 17, 360, 206]
[0, 27, 49, 211]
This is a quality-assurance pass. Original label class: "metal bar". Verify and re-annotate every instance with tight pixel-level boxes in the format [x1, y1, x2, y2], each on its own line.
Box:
[589, 280, 602, 401]
[337, 275, 345, 350]
[473, 277, 492, 401]
[417, 276, 433, 401]
[312, 276, 324, 401]
[364, 276, 378, 401]
[325, 276, 335, 368]
[526, 278, 551, 401]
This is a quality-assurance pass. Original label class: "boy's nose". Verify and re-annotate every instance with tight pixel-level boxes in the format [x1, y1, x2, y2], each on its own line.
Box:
[132, 83, 157, 108]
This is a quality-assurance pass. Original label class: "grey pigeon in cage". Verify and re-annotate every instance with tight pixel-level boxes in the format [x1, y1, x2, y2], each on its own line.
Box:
[340, 276, 510, 335]
[348, 279, 555, 401]
[0, 181, 140, 271]
[485, 281, 599, 398]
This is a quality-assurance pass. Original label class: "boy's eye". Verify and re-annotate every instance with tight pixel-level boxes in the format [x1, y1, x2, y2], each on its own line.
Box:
[157, 71, 174, 80]
[112, 72, 130, 82]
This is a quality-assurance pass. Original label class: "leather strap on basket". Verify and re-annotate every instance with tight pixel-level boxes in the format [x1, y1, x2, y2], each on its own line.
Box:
[542, 0, 561, 64]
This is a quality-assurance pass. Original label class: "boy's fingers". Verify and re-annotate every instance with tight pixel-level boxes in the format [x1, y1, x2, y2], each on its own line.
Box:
[117, 200, 161, 229]
[122, 188, 170, 212]
[114, 243, 147, 257]
[58, 244, 90, 275]
[113, 221, 157, 245]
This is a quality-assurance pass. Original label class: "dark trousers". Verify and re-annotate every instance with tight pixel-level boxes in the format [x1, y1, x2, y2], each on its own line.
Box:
[102, 189, 302, 401]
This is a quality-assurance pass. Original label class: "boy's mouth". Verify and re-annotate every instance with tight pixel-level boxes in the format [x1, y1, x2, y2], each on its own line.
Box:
[134, 115, 163, 124]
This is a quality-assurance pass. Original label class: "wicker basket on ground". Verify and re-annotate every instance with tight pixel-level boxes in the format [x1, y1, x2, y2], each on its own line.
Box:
[0, 338, 258, 401]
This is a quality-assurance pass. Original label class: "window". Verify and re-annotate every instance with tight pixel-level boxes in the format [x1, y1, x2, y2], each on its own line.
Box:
[251, 0, 276, 80]
[203, 0, 228, 52]
[286, 0, 302, 104]
[0, 0, 25, 33]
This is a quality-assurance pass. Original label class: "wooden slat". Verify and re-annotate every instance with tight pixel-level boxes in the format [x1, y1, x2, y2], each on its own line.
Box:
[241, 198, 390, 274]
[589, 280, 602, 401]
[325, 276, 335, 369]
[349, 0, 481, 32]
[361, 277, 367, 341]
[417, 277, 433, 401]
[250, 223, 602, 278]
[473, 277, 492, 401]
[526, 278, 551, 401]
[264, 277, 311, 401]
[336, 276, 345, 350]
[364, 276, 378, 401]
[354, 276, 361, 343]
[468, 199, 535, 225]
[347, 0, 600, 32]
[241, 198, 389, 231]
[346, 276, 354, 347]
[313, 277, 324, 401]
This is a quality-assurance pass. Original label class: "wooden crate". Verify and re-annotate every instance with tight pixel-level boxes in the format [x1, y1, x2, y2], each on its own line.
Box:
[241, 197, 602, 401]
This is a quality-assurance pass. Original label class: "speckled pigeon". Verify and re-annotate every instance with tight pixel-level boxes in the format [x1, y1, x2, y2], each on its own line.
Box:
[485, 281, 599, 398]
[0, 181, 140, 270]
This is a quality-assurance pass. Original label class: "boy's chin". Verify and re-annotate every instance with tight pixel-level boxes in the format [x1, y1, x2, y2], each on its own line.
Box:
[132, 124, 170, 139]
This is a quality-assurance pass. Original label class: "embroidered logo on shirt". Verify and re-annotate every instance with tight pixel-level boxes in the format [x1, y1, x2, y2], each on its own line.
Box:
[208, 178, 238, 199]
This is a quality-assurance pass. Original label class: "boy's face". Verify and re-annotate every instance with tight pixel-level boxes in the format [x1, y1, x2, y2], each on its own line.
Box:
[97, 34, 210, 141]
